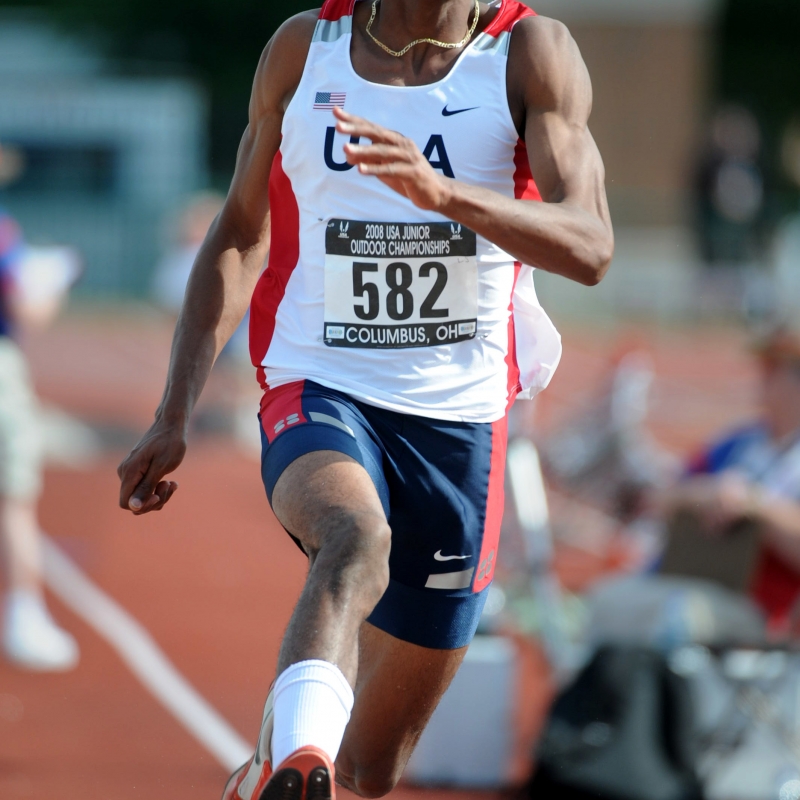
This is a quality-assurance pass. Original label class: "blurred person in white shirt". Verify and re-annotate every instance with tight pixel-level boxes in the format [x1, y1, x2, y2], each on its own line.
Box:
[152, 192, 226, 314]
[0, 142, 79, 671]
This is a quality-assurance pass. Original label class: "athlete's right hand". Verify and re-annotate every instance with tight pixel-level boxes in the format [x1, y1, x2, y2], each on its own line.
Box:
[117, 419, 186, 515]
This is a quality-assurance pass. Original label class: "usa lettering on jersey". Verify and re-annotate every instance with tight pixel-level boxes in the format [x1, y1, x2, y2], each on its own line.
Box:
[324, 128, 454, 178]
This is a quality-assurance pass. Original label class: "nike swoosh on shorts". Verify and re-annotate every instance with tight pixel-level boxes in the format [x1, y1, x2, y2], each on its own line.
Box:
[434, 550, 470, 561]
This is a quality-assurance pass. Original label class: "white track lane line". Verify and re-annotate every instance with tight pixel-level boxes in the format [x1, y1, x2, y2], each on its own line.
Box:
[41, 534, 253, 771]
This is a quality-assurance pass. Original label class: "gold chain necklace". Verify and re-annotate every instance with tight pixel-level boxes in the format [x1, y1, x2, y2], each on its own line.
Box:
[366, 0, 481, 59]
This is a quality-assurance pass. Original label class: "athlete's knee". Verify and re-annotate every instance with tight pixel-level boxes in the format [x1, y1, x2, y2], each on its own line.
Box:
[335, 753, 403, 798]
[313, 508, 391, 605]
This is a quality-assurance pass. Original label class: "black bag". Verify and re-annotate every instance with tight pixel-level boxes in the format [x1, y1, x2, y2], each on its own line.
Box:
[526, 646, 703, 800]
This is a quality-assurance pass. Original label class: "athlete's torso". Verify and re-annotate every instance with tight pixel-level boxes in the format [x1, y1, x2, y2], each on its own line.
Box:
[250, 0, 562, 423]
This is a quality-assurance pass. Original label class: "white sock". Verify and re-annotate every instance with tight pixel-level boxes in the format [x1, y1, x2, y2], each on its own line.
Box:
[271, 659, 354, 768]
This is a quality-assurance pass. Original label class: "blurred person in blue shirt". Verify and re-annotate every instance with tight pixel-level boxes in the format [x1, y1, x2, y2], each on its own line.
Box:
[656, 325, 800, 633]
[0, 143, 78, 671]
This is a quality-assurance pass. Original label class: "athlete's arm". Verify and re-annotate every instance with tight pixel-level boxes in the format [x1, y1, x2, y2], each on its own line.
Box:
[117, 12, 317, 515]
[339, 16, 613, 286]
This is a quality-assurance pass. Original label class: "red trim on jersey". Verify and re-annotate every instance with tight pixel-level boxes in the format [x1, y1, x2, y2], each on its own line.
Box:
[513, 139, 542, 202]
[319, 0, 355, 21]
[321, 0, 533, 30]
[473, 416, 508, 593]
[249, 149, 301, 390]
[505, 263, 522, 408]
[484, 0, 536, 37]
[504, 138, 540, 408]
[259, 381, 307, 444]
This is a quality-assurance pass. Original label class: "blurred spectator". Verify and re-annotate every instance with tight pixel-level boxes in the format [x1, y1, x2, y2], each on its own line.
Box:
[694, 106, 767, 266]
[152, 192, 225, 314]
[152, 190, 250, 365]
[781, 116, 800, 191]
[773, 117, 800, 315]
[654, 323, 800, 632]
[541, 349, 678, 523]
[0, 142, 79, 671]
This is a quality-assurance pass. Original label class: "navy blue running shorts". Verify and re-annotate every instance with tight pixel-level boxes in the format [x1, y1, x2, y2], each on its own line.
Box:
[258, 380, 507, 650]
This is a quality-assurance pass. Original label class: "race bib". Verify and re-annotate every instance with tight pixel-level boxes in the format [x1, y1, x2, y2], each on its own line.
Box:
[323, 219, 478, 349]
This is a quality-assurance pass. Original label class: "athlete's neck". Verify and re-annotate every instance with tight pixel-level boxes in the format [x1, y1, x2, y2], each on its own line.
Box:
[370, 0, 478, 49]
[351, 0, 492, 86]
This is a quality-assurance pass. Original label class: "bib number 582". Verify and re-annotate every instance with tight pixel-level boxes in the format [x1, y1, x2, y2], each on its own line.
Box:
[352, 261, 448, 322]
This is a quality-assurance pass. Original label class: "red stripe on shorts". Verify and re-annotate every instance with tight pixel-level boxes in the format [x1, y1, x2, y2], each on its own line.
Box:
[259, 381, 307, 444]
[473, 416, 508, 593]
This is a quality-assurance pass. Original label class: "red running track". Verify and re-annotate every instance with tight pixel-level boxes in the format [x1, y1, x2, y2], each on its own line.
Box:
[0, 309, 757, 799]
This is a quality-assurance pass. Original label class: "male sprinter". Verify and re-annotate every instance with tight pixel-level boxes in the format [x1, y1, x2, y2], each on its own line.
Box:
[118, 1, 613, 798]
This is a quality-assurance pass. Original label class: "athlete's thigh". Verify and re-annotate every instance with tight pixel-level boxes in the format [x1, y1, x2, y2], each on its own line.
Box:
[337, 621, 467, 784]
[271, 450, 387, 554]
[260, 381, 391, 553]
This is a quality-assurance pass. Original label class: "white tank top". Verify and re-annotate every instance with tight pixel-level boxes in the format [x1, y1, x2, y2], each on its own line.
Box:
[250, 0, 562, 423]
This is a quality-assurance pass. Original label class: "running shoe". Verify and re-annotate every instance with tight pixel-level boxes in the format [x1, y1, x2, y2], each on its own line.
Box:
[223, 688, 275, 800]
[261, 746, 335, 800]
[2, 589, 79, 671]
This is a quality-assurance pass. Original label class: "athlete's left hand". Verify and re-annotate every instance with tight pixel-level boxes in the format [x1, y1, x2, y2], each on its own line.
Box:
[336, 108, 452, 211]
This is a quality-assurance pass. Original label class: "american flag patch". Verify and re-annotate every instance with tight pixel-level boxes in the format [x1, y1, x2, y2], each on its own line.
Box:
[314, 91, 346, 110]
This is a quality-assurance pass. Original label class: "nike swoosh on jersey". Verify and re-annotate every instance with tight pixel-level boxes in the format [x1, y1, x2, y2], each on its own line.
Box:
[442, 105, 479, 117]
[434, 550, 470, 561]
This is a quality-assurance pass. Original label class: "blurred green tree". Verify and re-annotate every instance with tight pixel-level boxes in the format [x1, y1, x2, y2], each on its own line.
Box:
[719, 0, 800, 133]
[2, 0, 318, 181]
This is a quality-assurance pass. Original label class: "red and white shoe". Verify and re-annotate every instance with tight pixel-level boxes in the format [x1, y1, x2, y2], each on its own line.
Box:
[222, 690, 275, 800]
[262, 747, 335, 800]
[222, 688, 336, 800]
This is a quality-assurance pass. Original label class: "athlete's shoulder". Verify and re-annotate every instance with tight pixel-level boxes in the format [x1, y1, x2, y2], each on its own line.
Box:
[252, 11, 320, 114]
[269, 9, 320, 56]
[509, 15, 582, 73]
[507, 14, 590, 111]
